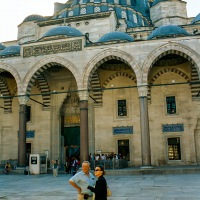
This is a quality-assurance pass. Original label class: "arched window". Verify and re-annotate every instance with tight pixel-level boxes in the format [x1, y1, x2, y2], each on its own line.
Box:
[94, 7, 100, 12]
[68, 11, 74, 17]
[141, 19, 144, 26]
[121, 11, 127, 20]
[133, 13, 137, 23]
[80, 8, 86, 14]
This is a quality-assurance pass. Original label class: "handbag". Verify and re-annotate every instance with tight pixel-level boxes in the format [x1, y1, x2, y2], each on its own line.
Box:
[92, 185, 112, 199]
[107, 186, 112, 197]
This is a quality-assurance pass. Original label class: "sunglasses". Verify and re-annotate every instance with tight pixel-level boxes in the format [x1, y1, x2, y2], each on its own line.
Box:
[94, 169, 102, 171]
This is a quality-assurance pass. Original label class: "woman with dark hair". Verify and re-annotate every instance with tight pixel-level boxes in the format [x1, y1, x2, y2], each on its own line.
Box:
[87, 165, 107, 200]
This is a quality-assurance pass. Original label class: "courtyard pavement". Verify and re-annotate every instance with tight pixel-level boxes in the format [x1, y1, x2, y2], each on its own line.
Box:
[1, 172, 200, 200]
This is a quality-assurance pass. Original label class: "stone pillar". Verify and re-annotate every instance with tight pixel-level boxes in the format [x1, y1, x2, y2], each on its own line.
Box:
[138, 86, 151, 166]
[79, 91, 89, 163]
[18, 96, 29, 167]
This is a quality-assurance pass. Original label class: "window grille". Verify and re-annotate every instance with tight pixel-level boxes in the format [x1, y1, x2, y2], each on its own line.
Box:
[118, 100, 127, 116]
[167, 137, 181, 160]
[166, 96, 176, 114]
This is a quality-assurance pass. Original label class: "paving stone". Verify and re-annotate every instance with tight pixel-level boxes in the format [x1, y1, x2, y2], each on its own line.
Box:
[1, 173, 200, 199]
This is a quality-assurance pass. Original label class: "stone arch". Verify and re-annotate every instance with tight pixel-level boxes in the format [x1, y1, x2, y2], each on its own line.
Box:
[0, 63, 21, 113]
[0, 63, 21, 91]
[142, 42, 200, 85]
[150, 68, 190, 83]
[36, 73, 51, 110]
[102, 72, 137, 88]
[147, 68, 190, 102]
[22, 55, 82, 98]
[0, 76, 12, 113]
[82, 48, 141, 89]
[23, 55, 81, 93]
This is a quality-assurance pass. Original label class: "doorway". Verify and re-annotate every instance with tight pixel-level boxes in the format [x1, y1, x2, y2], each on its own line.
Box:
[26, 143, 31, 166]
[63, 126, 80, 159]
[118, 140, 130, 161]
[167, 137, 181, 160]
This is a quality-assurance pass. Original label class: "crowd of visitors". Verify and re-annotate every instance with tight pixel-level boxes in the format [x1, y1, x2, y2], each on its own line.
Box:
[64, 157, 80, 175]
[89, 153, 124, 161]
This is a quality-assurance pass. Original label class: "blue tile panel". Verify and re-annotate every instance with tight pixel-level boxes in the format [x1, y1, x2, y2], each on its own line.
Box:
[162, 124, 184, 133]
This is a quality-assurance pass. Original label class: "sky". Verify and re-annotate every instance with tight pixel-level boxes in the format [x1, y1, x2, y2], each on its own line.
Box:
[0, 0, 199, 42]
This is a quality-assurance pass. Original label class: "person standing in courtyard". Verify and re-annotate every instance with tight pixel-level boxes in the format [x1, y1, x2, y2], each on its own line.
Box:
[4, 162, 11, 175]
[52, 159, 59, 177]
[87, 165, 107, 200]
[69, 161, 95, 200]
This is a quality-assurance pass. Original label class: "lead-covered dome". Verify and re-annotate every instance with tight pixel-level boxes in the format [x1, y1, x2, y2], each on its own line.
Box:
[98, 31, 134, 42]
[147, 25, 190, 40]
[0, 45, 20, 57]
[0, 43, 6, 50]
[151, 0, 168, 7]
[51, 0, 151, 28]
[40, 26, 84, 40]
[191, 13, 200, 24]
[23, 14, 46, 22]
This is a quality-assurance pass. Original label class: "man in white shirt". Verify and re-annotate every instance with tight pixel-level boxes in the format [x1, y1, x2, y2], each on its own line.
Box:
[69, 161, 95, 200]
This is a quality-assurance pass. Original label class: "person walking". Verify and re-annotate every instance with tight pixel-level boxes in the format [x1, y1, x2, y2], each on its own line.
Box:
[69, 161, 95, 200]
[71, 157, 78, 175]
[4, 162, 11, 175]
[52, 159, 59, 177]
[87, 165, 107, 200]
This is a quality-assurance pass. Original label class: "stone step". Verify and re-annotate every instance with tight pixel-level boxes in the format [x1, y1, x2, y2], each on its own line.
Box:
[8, 165, 200, 175]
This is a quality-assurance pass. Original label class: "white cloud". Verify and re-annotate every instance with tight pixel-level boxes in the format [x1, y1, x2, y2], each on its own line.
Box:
[0, 0, 199, 42]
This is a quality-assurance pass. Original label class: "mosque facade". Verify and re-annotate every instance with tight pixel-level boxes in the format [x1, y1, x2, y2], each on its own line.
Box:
[1, 0, 200, 167]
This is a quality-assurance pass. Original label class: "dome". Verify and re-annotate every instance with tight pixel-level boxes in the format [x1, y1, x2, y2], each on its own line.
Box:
[0, 43, 6, 50]
[151, 0, 168, 6]
[191, 13, 200, 24]
[51, 0, 151, 28]
[41, 26, 84, 39]
[98, 32, 134, 42]
[147, 25, 190, 40]
[0, 45, 20, 57]
[23, 14, 45, 22]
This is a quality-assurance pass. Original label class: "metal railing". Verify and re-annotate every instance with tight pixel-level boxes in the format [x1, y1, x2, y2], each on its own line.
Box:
[0, 159, 18, 169]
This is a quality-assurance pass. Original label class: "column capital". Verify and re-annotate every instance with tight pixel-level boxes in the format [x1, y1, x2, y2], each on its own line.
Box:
[78, 90, 89, 101]
[138, 86, 148, 97]
[18, 95, 29, 105]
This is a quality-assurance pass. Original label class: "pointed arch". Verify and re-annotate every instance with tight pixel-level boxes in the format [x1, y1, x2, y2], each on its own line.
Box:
[102, 71, 137, 88]
[147, 68, 190, 102]
[21, 56, 82, 104]
[0, 63, 21, 91]
[0, 76, 12, 113]
[0, 63, 21, 113]
[142, 42, 200, 85]
[82, 48, 141, 89]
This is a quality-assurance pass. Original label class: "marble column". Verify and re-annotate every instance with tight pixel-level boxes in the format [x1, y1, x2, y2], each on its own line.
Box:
[138, 86, 151, 166]
[18, 96, 29, 167]
[79, 91, 89, 163]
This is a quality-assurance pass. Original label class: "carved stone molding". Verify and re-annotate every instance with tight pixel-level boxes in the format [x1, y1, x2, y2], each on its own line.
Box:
[23, 39, 82, 57]
[18, 96, 29, 105]
[138, 86, 148, 97]
[78, 90, 89, 101]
